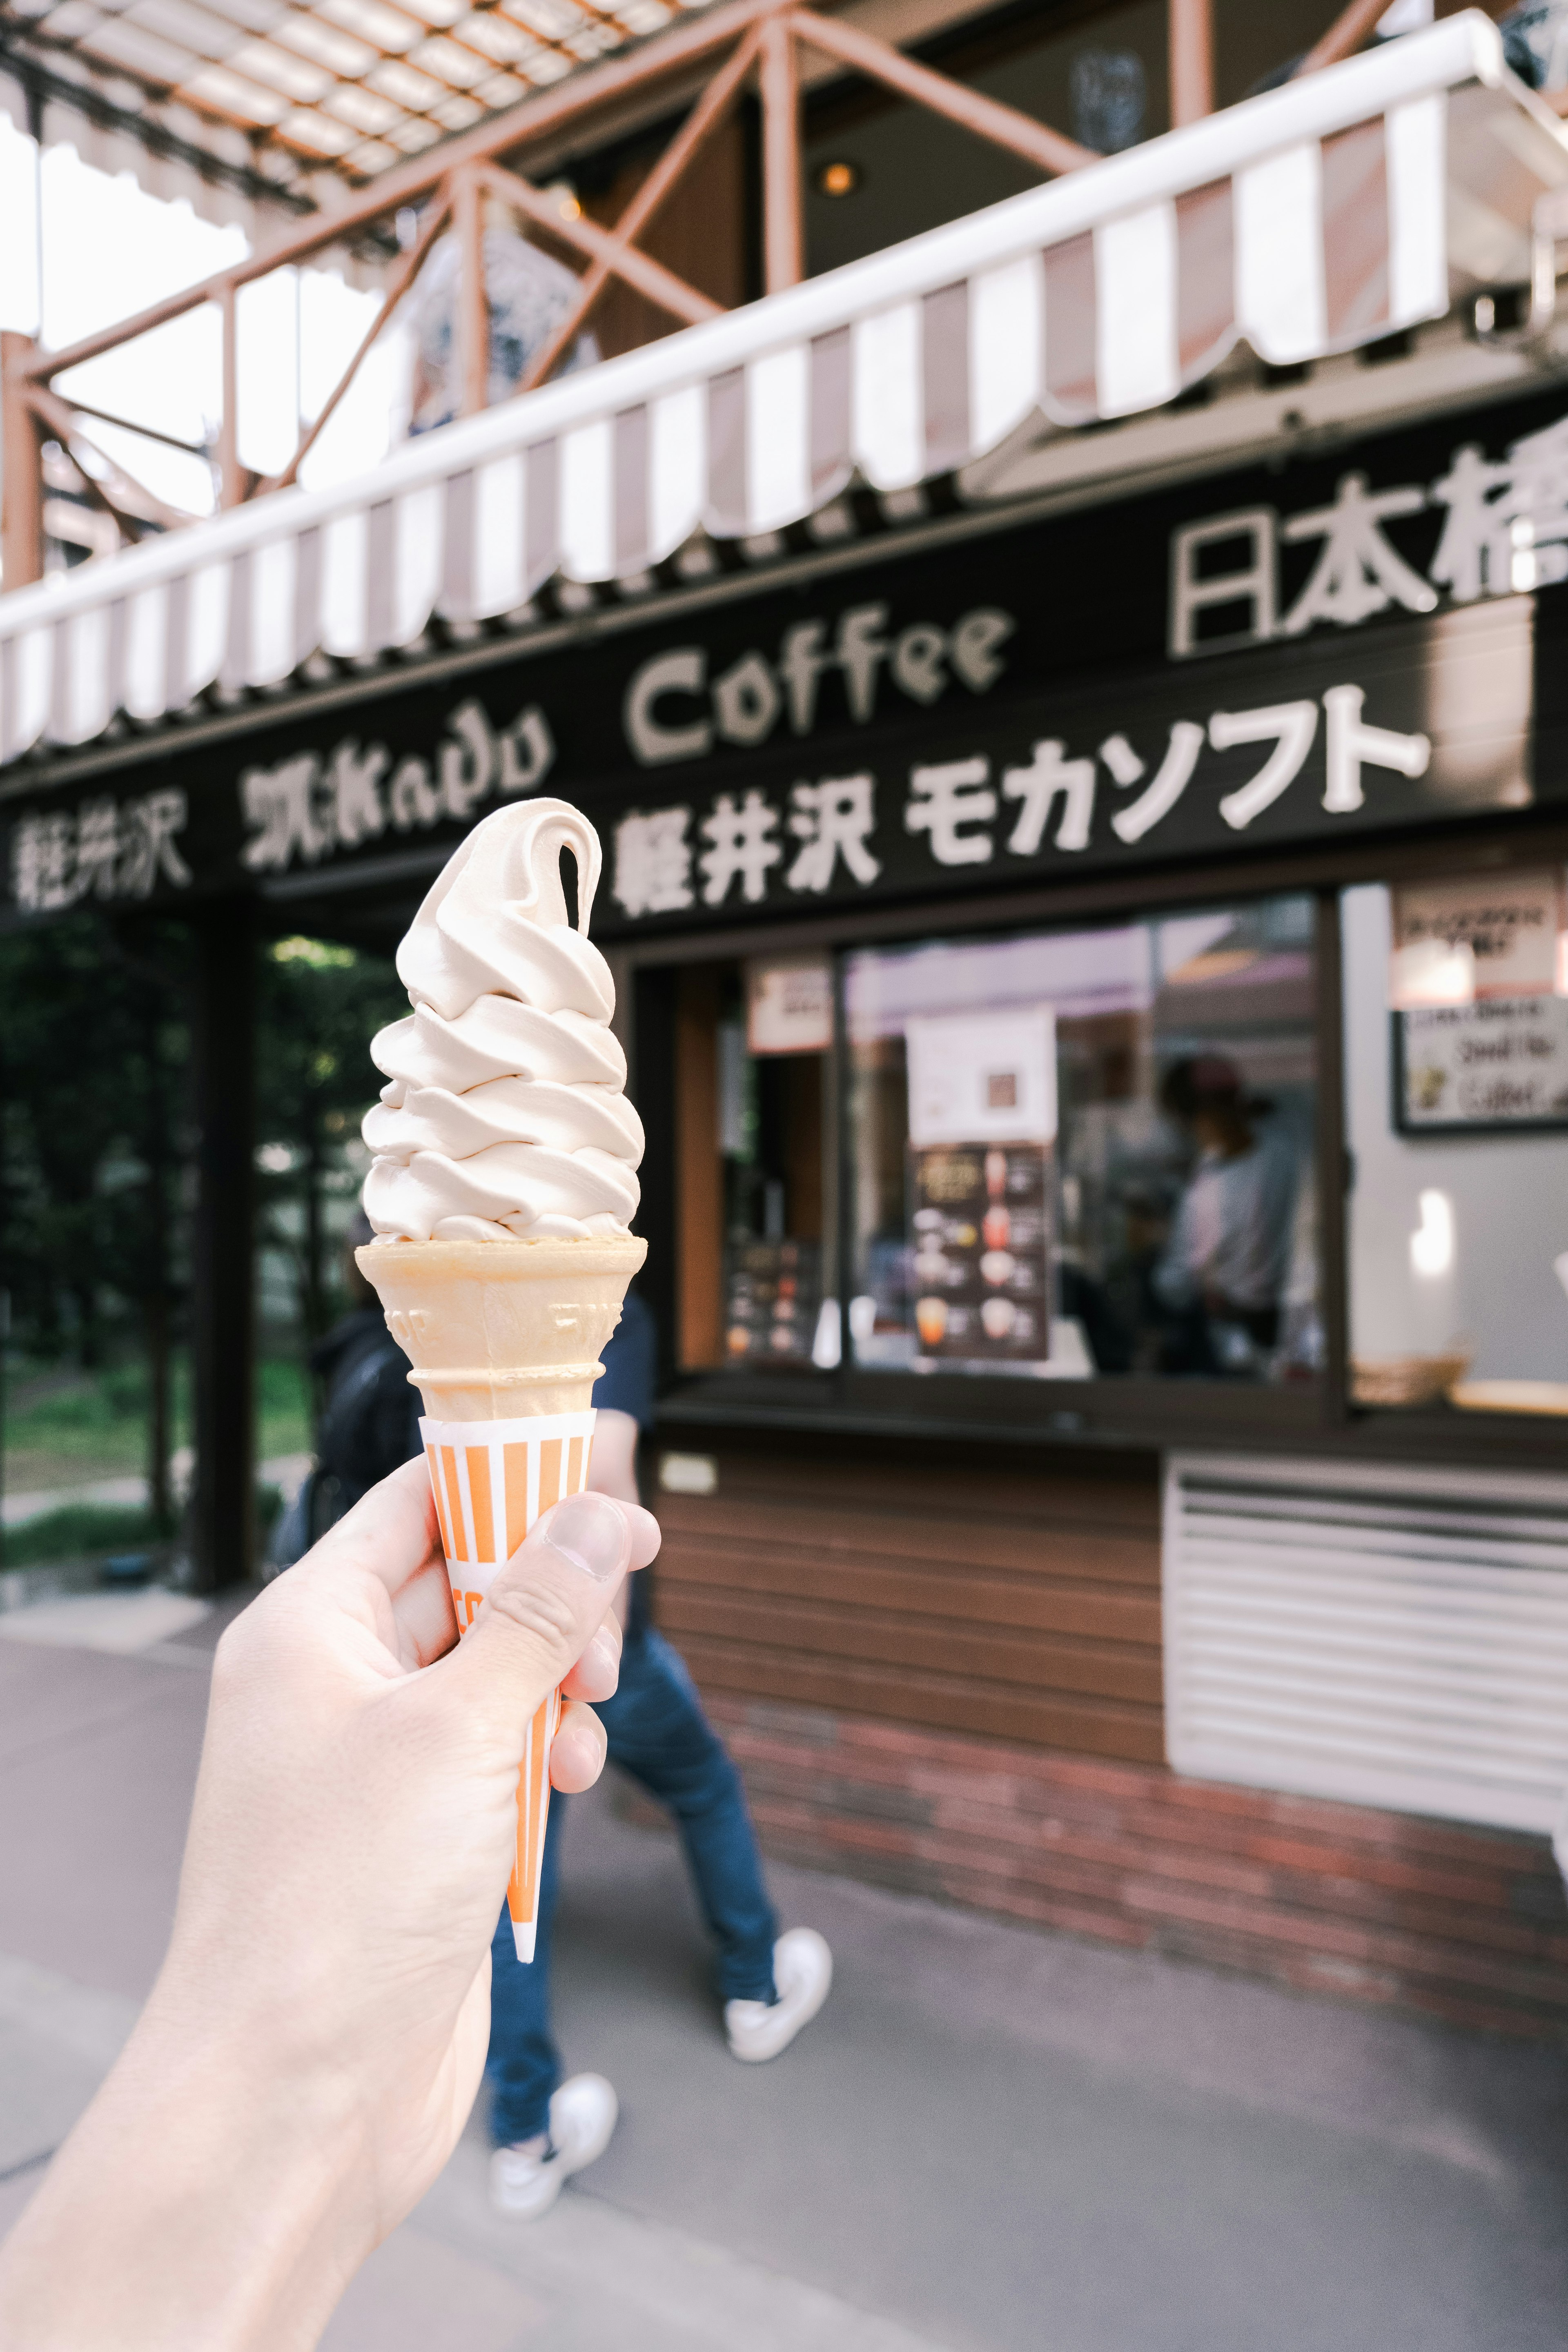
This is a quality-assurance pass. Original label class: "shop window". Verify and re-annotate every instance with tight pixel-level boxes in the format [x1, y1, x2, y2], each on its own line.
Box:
[1343, 875, 1568, 1412]
[844, 895, 1322, 1386]
[673, 959, 833, 1372]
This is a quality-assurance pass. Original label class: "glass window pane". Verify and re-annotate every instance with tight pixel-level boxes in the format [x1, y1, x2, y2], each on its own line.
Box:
[673, 958, 833, 1373]
[845, 895, 1321, 1385]
[1344, 878, 1568, 1412]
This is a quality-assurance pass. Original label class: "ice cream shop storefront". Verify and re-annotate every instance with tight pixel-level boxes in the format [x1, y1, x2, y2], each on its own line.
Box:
[9, 18, 1568, 2035]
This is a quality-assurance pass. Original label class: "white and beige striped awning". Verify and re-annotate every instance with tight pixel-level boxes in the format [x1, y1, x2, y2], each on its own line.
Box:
[3, 9, 1565, 768]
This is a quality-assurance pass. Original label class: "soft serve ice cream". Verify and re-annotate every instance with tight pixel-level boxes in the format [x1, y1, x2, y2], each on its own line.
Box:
[354, 794, 647, 1965]
[362, 797, 643, 1242]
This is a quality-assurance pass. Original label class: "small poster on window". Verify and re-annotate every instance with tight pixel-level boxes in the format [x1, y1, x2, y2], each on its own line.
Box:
[724, 1239, 822, 1363]
[1397, 997, 1568, 1132]
[1390, 871, 1567, 1009]
[908, 1142, 1053, 1365]
[747, 956, 833, 1055]
[905, 1009, 1058, 1147]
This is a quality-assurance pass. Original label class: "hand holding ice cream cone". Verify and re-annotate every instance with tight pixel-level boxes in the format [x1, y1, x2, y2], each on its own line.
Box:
[355, 795, 647, 1958]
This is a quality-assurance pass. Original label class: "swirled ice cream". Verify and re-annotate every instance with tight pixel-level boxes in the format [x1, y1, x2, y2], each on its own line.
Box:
[361, 797, 643, 1241]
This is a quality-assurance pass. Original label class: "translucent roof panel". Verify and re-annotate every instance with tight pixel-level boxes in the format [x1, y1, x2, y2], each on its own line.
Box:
[5, 0, 688, 186]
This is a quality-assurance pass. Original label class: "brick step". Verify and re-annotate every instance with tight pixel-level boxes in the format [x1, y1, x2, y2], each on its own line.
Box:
[727, 1741, 1542, 1916]
[689, 1693, 1568, 2043]
[716, 1703, 1560, 1872]
[739, 1768, 1566, 1960]
[744, 1791, 1568, 2007]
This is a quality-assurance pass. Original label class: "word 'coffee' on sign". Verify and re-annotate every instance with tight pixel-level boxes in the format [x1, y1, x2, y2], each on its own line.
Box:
[621, 601, 1015, 766]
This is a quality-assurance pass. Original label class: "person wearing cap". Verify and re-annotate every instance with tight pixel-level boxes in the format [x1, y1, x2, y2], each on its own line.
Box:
[485, 1290, 833, 2220]
[1152, 1056, 1298, 1375]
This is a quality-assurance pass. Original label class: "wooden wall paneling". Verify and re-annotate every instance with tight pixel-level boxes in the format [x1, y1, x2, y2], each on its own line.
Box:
[663, 1439, 1166, 1533]
[651, 1437, 1167, 1765]
[656, 1526, 1163, 1638]
[1314, 885, 1350, 1425]
[659, 1587, 1162, 1703]
[678, 1634, 1166, 1761]
[784, 1054, 824, 1240]
[654, 1465, 1163, 1582]
[676, 968, 724, 1367]
[584, 115, 748, 361]
[629, 961, 678, 1383]
[658, 1491, 1163, 1590]
[668, 1515, 1161, 1587]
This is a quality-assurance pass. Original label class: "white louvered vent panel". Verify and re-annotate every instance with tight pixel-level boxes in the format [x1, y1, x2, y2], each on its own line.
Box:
[1164, 1454, 1568, 1833]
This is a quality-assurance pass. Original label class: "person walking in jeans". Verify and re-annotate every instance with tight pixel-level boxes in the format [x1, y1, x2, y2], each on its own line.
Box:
[487, 1292, 833, 2218]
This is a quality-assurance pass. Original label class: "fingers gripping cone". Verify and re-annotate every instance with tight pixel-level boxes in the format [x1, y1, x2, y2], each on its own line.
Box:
[357, 1230, 646, 1960]
[418, 1404, 589, 1965]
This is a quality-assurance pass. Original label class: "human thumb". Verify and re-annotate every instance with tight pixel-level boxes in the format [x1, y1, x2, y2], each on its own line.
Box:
[437, 1492, 660, 1735]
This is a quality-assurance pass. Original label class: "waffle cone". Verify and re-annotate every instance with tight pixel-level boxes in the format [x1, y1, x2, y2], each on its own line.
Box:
[355, 1233, 647, 1420]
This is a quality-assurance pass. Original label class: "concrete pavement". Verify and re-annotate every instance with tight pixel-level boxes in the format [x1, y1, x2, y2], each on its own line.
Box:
[2, 1583, 1568, 2350]
[2, 1450, 312, 1528]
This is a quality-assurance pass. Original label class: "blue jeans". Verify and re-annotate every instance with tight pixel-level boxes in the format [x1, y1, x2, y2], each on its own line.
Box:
[486, 1628, 778, 2146]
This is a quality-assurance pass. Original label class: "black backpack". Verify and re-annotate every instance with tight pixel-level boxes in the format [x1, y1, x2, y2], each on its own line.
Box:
[266, 1311, 421, 1574]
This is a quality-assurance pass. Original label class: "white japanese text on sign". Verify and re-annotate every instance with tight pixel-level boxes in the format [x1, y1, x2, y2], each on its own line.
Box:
[1170, 413, 1568, 659]
[609, 680, 1430, 920]
[12, 790, 193, 913]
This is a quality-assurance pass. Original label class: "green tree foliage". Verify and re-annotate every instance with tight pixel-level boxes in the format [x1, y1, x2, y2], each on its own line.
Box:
[0, 912, 192, 1523]
[1, 913, 405, 1521]
[256, 936, 406, 1346]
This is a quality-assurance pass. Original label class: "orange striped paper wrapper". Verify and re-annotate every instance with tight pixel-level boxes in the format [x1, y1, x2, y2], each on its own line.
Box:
[419, 1408, 596, 1963]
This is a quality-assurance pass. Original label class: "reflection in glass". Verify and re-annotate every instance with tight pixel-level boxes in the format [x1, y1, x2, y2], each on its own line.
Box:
[845, 897, 1321, 1383]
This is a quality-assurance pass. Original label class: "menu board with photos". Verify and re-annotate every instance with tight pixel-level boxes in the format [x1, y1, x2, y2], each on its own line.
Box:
[724, 1240, 822, 1364]
[909, 1143, 1053, 1365]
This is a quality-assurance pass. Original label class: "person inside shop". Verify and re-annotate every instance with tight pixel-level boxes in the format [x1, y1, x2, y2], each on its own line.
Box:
[1151, 1055, 1298, 1376]
[409, 190, 600, 436]
[487, 1287, 833, 2220]
[0, 1463, 660, 2350]
[267, 1212, 421, 1572]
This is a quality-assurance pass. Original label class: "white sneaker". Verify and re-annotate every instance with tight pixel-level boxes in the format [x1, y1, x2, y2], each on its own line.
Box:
[489, 2072, 618, 2218]
[725, 1929, 833, 2064]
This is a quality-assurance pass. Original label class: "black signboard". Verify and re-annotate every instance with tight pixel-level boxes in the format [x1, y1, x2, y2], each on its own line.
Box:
[7, 384, 1568, 934]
